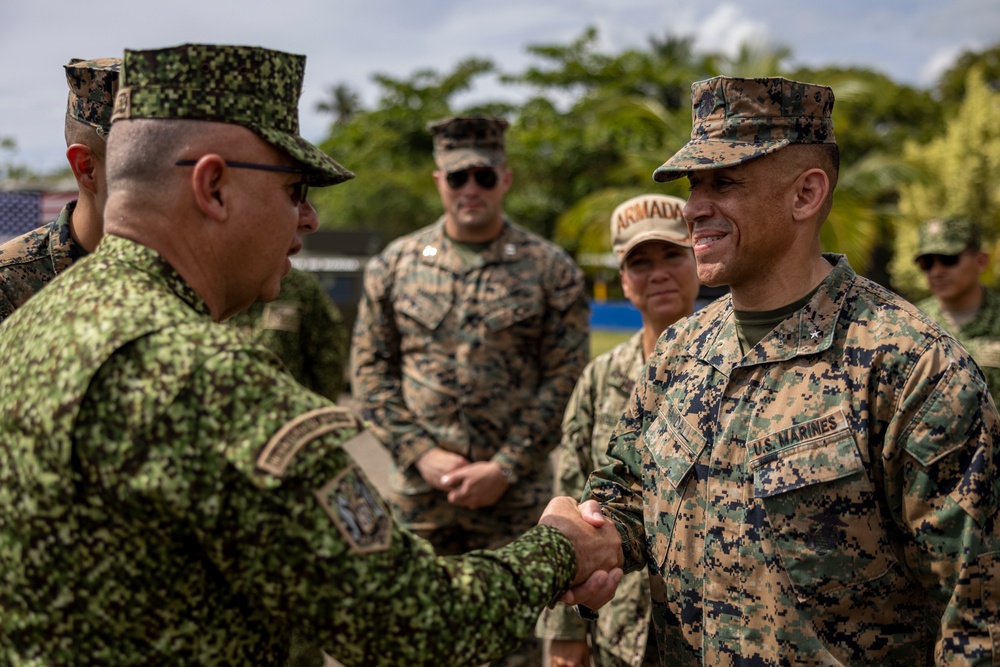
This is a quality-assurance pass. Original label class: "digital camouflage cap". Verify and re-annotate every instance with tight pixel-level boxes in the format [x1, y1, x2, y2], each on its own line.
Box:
[111, 43, 353, 187]
[429, 116, 508, 173]
[916, 217, 982, 259]
[653, 76, 836, 183]
[65, 57, 121, 137]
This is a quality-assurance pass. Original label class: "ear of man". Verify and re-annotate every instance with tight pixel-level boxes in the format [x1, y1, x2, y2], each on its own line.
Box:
[66, 144, 98, 195]
[188, 155, 231, 222]
[790, 167, 831, 223]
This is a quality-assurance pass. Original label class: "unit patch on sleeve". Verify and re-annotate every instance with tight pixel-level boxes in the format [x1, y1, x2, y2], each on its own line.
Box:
[316, 466, 392, 554]
[256, 407, 358, 477]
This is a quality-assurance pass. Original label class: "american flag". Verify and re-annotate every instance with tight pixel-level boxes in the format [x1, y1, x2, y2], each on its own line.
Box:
[0, 190, 77, 244]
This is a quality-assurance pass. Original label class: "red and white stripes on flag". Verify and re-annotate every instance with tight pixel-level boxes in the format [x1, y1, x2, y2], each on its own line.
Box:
[0, 190, 77, 244]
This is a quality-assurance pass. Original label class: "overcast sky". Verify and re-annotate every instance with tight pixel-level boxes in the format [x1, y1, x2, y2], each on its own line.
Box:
[1, 0, 998, 173]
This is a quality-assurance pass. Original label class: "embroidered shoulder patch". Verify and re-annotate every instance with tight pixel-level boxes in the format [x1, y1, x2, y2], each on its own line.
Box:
[262, 301, 300, 332]
[256, 407, 358, 477]
[316, 466, 392, 554]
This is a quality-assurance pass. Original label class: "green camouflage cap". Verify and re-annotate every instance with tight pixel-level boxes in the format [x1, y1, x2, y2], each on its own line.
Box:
[915, 217, 981, 258]
[653, 76, 836, 183]
[65, 57, 121, 137]
[428, 116, 508, 173]
[111, 43, 353, 187]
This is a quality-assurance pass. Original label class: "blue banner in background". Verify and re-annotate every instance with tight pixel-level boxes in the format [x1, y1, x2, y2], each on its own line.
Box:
[590, 301, 642, 331]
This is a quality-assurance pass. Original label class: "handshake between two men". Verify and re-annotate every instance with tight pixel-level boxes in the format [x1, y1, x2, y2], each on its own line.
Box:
[538, 497, 625, 609]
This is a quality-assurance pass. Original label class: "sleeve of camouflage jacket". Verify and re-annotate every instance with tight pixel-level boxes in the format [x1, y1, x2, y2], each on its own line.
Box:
[492, 256, 590, 483]
[298, 274, 347, 401]
[536, 360, 600, 641]
[82, 340, 578, 667]
[350, 251, 440, 467]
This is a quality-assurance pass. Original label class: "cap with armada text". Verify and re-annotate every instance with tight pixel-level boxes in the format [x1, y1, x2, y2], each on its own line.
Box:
[65, 57, 121, 137]
[915, 217, 981, 259]
[611, 194, 690, 265]
[111, 43, 353, 187]
[653, 76, 836, 183]
[428, 116, 508, 173]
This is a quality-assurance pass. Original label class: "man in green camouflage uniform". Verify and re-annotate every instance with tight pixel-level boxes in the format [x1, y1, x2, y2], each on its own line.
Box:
[228, 266, 348, 401]
[568, 76, 1000, 665]
[351, 116, 590, 666]
[0, 57, 120, 321]
[538, 194, 698, 667]
[915, 216, 1000, 403]
[0, 43, 624, 666]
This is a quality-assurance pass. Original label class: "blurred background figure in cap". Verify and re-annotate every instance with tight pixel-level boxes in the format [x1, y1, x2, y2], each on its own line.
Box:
[0, 57, 120, 321]
[537, 193, 697, 667]
[351, 114, 590, 667]
[914, 216, 1000, 402]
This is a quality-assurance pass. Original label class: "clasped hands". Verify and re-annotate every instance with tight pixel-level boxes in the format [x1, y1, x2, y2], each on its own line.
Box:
[415, 447, 508, 510]
[538, 497, 624, 609]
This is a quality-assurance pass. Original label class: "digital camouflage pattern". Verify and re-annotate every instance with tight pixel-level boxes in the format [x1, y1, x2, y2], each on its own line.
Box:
[0, 234, 579, 666]
[586, 254, 1000, 666]
[653, 76, 836, 183]
[228, 267, 347, 401]
[112, 43, 353, 187]
[64, 57, 121, 136]
[0, 202, 87, 323]
[351, 217, 589, 535]
[536, 332, 658, 667]
[918, 286, 1000, 404]
[429, 116, 509, 172]
[916, 216, 982, 258]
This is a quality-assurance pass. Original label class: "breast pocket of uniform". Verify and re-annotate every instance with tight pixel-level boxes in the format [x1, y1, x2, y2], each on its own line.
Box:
[748, 412, 895, 600]
[483, 284, 544, 335]
[642, 405, 707, 570]
[395, 288, 452, 332]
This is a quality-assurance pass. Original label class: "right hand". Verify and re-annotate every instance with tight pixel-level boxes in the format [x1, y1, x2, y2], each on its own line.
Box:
[415, 448, 470, 491]
[549, 638, 590, 667]
[538, 496, 623, 586]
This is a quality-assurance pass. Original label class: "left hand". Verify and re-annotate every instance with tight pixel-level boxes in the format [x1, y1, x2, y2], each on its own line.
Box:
[441, 461, 509, 509]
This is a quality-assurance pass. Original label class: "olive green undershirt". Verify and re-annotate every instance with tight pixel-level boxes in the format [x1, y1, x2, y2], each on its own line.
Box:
[734, 285, 821, 353]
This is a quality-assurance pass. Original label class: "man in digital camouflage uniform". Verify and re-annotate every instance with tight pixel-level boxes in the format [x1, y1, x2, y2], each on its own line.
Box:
[351, 116, 590, 666]
[0, 57, 120, 322]
[538, 194, 698, 667]
[228, 266, 348, 401]
[0, 43, 623, 666]
[915, 216, 1000, 403]
[568, 76, 1000, 665]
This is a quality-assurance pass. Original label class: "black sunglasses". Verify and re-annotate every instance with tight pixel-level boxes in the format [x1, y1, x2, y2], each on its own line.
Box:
[445, 168, 499, 190]
[175, 159, 310, 206]
[916, 253, 962, 272]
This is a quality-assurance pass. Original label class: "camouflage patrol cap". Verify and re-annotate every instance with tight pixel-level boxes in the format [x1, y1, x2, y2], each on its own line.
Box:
[611, 194, 690, 265]
[915, 217, 981, 259]
[653, 76, 836, 183]
[111, 43, 353, 187]
[65, 57, 121, 137]
[428, 116, 508, 173]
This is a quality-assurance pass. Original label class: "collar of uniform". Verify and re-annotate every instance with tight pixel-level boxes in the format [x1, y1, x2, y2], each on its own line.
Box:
[418, 217, 520, 272]
[699, 253, 853, 368]
[47, 201, 88, 276]
[96, 234, 212, 318]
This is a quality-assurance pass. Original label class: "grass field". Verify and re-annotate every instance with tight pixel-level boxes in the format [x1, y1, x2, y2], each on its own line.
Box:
[590, 329, 634, 359]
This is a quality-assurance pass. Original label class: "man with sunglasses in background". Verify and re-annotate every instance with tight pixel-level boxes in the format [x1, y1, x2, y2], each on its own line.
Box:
[915, 216, 1000, 402]
[0, 57, 120, 322]
[352, 116, 590, 666]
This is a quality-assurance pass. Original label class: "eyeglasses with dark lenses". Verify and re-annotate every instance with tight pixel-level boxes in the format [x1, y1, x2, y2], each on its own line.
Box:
[445, 168, 499, 190]
[175, 159, 310, 206]
[916, 253, 962, 272]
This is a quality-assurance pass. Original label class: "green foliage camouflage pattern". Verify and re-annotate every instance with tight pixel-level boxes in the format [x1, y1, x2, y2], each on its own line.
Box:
[227, 267, 347, 402]
[0, 234, 578, 666]
[586, 254, 1000, 666]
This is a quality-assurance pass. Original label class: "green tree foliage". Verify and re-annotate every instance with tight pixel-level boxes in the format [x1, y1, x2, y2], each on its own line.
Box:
[891, 66, 1000, 298]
